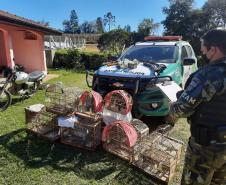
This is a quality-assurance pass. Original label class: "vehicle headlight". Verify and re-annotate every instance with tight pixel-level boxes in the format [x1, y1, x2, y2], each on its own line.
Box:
[151, 103, 159, 109]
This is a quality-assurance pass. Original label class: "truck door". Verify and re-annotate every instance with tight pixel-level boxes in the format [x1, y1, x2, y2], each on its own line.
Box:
[181, 46, 190, 88]
[185, 45, 197, 73]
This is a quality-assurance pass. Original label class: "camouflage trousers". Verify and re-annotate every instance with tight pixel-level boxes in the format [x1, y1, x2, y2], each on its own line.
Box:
[181, 137, 226, 185]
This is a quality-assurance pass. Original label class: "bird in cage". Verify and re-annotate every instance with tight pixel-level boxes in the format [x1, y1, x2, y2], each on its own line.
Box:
[103, 90, 133, 125]
[78, 90, 103, 113]
[102, 121, 138, 147]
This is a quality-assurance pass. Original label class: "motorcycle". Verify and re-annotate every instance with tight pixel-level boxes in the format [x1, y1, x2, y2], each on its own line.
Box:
[0, 65, 45, 111]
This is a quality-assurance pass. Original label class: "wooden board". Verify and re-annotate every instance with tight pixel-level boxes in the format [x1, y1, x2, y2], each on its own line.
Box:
[27, 125, 60, 142]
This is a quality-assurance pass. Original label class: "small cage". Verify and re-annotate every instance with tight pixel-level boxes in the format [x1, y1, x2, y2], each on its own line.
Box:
[102, 121, 138, 162]
[130, 119, 149, 140]
[25, 104, 45, 124]
[103, 90, 133, 125]
[132, 132, 183, 183]
[27, 109, 60, 142]
[45, 83, 82, 116]
[60, 112, 102, 150]
[78, 90, 103, 113]
[104, 90, 132, 115]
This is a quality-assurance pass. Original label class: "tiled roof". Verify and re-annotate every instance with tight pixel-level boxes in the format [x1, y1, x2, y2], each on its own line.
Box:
[0, 10, 62, 35]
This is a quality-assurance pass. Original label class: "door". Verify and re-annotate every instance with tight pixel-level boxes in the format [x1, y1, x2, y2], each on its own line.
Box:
[0, 29, 13, 69]
[0, 30, 7, 67]
[181, 46, 190, 88]
[185, 45, 197, 73]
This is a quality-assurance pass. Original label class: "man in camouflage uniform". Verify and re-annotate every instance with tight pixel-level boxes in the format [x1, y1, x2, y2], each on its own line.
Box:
[167, 29, 226, 185]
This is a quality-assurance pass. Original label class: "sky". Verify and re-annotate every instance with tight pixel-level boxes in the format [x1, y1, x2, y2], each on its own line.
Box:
[0, 0, 206, 34]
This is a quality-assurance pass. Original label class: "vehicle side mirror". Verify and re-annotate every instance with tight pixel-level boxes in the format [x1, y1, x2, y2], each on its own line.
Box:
[183, 58, 196, 66]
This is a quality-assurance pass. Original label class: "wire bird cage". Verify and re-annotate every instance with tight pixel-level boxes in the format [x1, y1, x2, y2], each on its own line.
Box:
[60, 111, 102, 150]
[103, 90, 133, 125]
[27, 108, 60, 142]
[78, 90, 103, 113]
[132, 131, 183, 183]
[45, 83, 83, 116]
[130, 119, 149, 140]
[102, 121, 138, 162]
[104, 90, 132, 115]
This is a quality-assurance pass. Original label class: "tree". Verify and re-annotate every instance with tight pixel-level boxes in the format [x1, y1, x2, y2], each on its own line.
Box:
[103, 12, 116, 31]
[162, 0, 194, 39]
[63, 10, 79, 33]
[162, 0, 226, 56]
[161, 0, 224, 55]
[137, 18, 160, 36]
[80, 21, 96, 33]
[203, 0, 226, 28]
[96, 17, 104, 33]
[124, 25, 131, 32]
[98, 29, 130, 55]
[129, 32, 146, 44]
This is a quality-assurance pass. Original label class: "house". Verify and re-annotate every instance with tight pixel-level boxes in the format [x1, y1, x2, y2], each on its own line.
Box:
[0, 10, 61, 74]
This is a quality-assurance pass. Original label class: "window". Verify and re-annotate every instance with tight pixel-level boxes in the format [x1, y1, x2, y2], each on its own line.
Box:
[120, 45, 177, 63]
[181, 46, 188, 60]
[24, 31, 37, 40]
[185, 45, 193, 57]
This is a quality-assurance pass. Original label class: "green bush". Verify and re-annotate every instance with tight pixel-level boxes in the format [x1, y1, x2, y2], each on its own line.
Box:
[66, 49, 82, 69]
[80, 51, 108, 70]
[97, 29, 130, 55]
[53, 49, 83, 70]
[53, 49, 109, 70]
[53, 49, 68, 68]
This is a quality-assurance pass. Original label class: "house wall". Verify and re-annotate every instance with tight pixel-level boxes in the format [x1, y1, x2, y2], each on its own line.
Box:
[0, 24, 47, 73]
[11, 30, 46, 73]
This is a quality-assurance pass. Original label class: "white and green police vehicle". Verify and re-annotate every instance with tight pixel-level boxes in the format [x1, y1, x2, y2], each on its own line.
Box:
[88, 36, 198, 118]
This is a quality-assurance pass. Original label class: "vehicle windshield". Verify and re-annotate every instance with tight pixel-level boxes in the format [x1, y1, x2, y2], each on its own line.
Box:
[119, 45, 178, 63]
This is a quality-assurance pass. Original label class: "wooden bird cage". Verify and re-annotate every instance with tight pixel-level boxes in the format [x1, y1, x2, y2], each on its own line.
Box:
[102, 121, 138, 162]
[27, 108, 60, 142]
[45, 83, 82, 116]
[60, 112, 102, 150]
[25, 104, 45, 124]
[132, 132, 183, 183]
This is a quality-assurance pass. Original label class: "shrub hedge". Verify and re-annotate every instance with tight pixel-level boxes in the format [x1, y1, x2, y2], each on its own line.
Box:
[53, 49, 109, 70]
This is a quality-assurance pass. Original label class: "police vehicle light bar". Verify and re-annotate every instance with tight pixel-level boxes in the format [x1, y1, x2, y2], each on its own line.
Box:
[144, 36, 183, 41]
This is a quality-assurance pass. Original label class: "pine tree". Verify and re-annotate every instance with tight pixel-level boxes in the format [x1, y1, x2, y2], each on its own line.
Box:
[63, 10, 79, 33]
[103, 12, 116, 31]
[96, 17, 104, 33]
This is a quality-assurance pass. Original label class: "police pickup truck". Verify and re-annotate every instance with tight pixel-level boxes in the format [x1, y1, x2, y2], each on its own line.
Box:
[87, 36, 197, 118]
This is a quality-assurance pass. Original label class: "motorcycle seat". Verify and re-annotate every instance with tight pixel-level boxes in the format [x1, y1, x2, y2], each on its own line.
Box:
[28, 71, 44, 82]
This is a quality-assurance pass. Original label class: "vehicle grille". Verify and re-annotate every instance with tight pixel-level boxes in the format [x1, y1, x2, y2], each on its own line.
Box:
[94, 76, 153, 95]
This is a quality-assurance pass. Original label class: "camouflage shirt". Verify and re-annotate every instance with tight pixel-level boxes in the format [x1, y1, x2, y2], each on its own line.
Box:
[170, 57, 226, 119]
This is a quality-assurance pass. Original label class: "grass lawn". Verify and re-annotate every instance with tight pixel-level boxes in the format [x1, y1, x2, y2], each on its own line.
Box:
[0, 69, 190, 185]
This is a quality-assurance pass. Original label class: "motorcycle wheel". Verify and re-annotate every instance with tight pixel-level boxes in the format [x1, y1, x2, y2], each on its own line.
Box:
[31, 81, 40, 93]
[0, 90, 12, 111]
